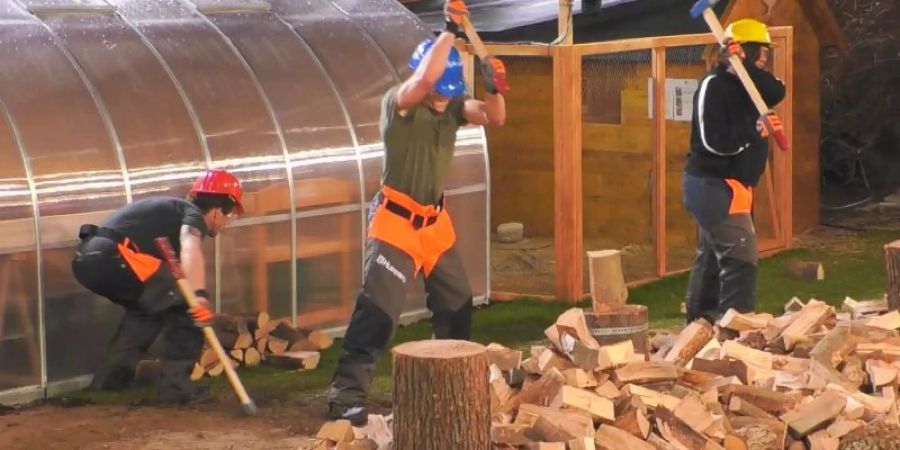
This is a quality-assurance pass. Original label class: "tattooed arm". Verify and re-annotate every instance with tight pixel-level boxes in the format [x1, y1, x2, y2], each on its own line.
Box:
[179, 224, 206, 293]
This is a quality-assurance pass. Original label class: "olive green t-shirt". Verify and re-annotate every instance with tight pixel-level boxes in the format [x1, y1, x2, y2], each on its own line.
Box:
[379, 85, 470, 206]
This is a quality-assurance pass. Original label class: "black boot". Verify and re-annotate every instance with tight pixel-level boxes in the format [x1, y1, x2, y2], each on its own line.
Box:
[327, 402, 368, 426]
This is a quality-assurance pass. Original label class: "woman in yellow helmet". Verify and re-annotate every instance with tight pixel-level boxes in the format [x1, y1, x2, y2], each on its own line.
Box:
[682, 18, 786, 324]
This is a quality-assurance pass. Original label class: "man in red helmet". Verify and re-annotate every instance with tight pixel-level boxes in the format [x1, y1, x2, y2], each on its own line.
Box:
[327, 0, 507, 425]
[72, 168, 243, 404]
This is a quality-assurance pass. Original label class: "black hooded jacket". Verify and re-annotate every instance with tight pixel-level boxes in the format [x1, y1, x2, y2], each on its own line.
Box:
[684, 60, 786, 187]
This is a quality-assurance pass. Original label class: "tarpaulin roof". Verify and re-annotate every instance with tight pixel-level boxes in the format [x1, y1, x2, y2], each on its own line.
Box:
[404, 0, 729, 43]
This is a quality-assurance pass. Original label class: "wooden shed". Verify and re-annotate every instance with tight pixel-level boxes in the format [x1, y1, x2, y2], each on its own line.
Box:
[407, 0, 846, 299]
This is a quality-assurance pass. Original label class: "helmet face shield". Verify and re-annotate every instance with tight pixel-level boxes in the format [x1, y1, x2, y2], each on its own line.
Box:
[409, 38, 467, 99]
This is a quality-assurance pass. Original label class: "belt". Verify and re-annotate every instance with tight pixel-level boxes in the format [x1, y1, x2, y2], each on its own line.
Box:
[382, 196, 443, 230]
[78, 224, 128, 244]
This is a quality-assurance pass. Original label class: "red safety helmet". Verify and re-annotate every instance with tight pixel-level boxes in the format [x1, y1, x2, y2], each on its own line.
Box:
[190, 169, 244, 215]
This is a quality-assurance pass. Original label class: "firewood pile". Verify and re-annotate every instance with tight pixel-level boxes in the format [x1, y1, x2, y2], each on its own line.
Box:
[190, 312, 332, 379]
[486, 297, 900, 450]
[310, 415, 394, 450]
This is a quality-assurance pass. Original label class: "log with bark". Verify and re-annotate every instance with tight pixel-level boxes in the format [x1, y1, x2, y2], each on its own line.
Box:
[392, 340, 490, 450]
[886, 239, 900, 311]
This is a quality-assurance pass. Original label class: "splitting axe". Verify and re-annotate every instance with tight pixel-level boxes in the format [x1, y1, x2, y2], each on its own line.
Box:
[690, 0, 790, 152]
[459, 14, 488, 60]
[154, 237, 257, 416]
[459, 11, 510, 94]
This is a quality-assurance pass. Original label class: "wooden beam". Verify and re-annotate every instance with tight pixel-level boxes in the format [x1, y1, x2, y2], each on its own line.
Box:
[651, 46, 666, 276]
[772, 31, 793, 246]
[552, 43, 583, 301]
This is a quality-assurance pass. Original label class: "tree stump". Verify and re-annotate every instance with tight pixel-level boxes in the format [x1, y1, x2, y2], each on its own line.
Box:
[886, 240, 900, 310]
[392, 340, 490, 450]
[584, 305, 649, 357]
[587, 250, 628, 312]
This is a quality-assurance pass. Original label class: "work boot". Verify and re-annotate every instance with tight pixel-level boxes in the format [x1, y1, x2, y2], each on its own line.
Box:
[327, 402, 368, 426]
[156, 383, 213, 406]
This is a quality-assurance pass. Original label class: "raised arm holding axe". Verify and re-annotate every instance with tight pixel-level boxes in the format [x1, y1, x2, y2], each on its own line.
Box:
[681, 4, 787, 325]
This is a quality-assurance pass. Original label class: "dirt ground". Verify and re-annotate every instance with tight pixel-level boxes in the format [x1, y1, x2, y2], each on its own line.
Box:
[0, 398, 325, 450]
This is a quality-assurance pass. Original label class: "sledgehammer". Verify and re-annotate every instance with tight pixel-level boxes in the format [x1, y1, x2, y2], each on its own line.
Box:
[690, 0, 790, 152]
[154, 237, 257, 416]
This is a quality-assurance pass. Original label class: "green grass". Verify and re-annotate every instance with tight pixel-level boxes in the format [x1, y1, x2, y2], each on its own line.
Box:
[63, 229, 898, 406]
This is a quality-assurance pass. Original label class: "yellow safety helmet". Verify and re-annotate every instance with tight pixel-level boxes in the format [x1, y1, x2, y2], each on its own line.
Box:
[724, 18, 772, 44]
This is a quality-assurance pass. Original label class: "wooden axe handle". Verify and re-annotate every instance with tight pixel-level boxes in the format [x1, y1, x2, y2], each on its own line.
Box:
[460, 14, 489, 60]
[154, 237, 257, 415]
[699, 8, 790, 151]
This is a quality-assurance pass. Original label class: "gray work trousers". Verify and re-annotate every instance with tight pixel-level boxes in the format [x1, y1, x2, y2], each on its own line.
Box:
[683, 174, 759, 323]
[328, 237, 474, 406]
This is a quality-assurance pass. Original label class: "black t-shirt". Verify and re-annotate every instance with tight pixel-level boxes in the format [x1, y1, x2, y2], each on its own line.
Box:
[101, 197, 208, 258]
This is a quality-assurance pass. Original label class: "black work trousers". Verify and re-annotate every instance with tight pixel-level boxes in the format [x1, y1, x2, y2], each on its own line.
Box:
[683, 174, 758, 324]
[71, 235, 203, 402]
[328, 236, 474, 406]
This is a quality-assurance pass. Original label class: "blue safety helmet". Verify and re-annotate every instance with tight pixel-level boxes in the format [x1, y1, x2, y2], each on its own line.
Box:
[408, 38, 466, 98]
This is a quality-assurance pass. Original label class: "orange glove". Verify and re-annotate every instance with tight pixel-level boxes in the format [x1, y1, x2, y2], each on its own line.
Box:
[723, 38, 745, 59]
[481, 55, 509, 95]
[189, 291, 214, 327]
[757, 112, 782, 139]
[444, 0, 468, 36]
[445, 0, 468, 25]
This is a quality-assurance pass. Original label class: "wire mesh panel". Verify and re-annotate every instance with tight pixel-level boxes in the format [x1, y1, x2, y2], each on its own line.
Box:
[581, 50, 655, 284]
[479, 55, 556, 295]
[663, 45, 713, 273]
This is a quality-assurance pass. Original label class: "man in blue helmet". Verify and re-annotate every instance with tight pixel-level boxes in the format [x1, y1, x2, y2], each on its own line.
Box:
[327, 0, 507, 425]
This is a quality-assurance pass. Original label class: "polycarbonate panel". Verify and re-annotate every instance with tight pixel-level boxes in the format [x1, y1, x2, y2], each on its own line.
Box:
[328, 0, 428, 78]
[39, 13, 207, 200]
[206, 10, 364, 321]
[0, 103, 41, 392]
[112, 0, 293, 316]
[664, 46, 707, 274]
[270, 0, 398, 200]
[0, 1, 127, 382]
[294, 212, 362, 329]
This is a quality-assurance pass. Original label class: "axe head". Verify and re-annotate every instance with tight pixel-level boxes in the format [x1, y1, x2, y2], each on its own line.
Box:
[690, 0, 720, 18]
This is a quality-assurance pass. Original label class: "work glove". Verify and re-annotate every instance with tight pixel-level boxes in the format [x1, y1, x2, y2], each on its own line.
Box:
[722, 38, 745, 59]
[444, 0, 468, 36]
[189, 289, 214, 327]
[480, 55, 509, 95]
[757, 111, 782, 139]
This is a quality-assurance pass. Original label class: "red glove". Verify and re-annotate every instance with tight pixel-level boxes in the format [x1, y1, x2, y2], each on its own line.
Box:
[723, 38, 745, 59]
[481, 55, 509, 95]
[757, 112, 782, 138]
[444, 0, 468, 35]
[189, 291, 214, 327]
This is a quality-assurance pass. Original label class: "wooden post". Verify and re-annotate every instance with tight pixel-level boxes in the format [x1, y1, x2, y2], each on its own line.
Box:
[392, 340, 490, 450]
[651, 47, 667, 277]
[886, 240, 900, 311]
[552, 43, 583, 301]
